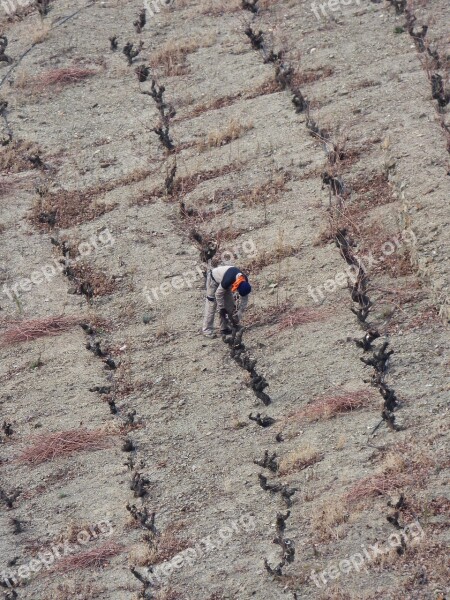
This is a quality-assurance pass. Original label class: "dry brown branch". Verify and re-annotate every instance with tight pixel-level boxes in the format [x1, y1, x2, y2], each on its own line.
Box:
[301, 390, 372, 420]
[1, 315, 79, 346]
[53, 540, 123, 573]
[34, 67, 97, 89]
[345, 472, 412, 502]
[276, 307, 326, 331]
[18, 428, 113, 465]
[275, 391, 374, 436]
[245, 301, 325, 330]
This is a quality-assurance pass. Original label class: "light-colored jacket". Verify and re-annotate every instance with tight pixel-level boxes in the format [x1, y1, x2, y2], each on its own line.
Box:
[211, 266, 249, 316]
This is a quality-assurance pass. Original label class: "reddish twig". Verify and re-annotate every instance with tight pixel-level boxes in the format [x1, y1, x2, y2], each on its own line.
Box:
[346, 472, 412, 502]
[18, 428, 112, 465]
[276, 307, 326, 331]
[35, 67, 96, 88]
[53, 540, 123, 573]
[1, 315, 80, 345]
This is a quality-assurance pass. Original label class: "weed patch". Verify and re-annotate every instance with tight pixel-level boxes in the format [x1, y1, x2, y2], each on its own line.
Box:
[64, 263, 118, 299]
[198, 119, 253, 151]
[32, 189, 116, 230]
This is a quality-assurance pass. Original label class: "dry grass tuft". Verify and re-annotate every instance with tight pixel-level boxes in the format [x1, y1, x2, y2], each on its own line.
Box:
[350, 172, 395, 208]
[179, 93, 242, 121]
[245, 301, 291, 328]
[177, 76, 281, 122]
[207, 225, 247, 244]
[243, 242, 300, 274]
[199, 0, 240, 15]
[0, 139, 41, 173]
[171, 162, 243, 197]
[32, 23, 51, 44]
[340, 218, 414, 278]
[1, 315, 79, 346]
[318, 586, 353, 600]
[276, 306, 327, 331]
[346, 450, 430, 503]
[150, 37, 215, 76]
[310, 499, 350, 541]
[301, 390, 372, 420]
[279, 444, 323, 475]
[150, 526, 189, 563]
[246, 76, 283, 99]
[198, 119, 253, 151]
[133, 523, 188, 567]
[178, 203, 228, 228]
[0, 179, 16, 199]
[56, 521, 96, 544]
[18, 428, 113, 465]
[238, 173, 289, 206]
[246, 301, 324, 330]
[34, 67, 97, 90]
[292, 66, 334, 86]
[53, 541, 122, 573]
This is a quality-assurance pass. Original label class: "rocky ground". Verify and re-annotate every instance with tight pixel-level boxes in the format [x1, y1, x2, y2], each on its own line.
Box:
[0, 0, 448, 599]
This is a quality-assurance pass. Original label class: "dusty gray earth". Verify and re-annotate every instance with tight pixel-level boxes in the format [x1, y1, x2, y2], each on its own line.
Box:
[0, 0, 449, 599]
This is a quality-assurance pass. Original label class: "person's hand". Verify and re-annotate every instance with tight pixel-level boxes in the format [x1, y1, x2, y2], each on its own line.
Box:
[219, 308, 228, 320]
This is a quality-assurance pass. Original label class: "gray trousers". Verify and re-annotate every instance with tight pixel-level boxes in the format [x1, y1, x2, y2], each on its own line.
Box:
[202, 271, 235, 333]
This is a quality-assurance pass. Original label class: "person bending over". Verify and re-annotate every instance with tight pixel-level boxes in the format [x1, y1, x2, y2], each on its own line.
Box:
[202, 265, 252, 338]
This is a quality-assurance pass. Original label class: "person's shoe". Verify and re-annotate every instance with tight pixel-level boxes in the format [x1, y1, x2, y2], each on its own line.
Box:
[202, 330, 216, 339]
[220, 327, 232, 335]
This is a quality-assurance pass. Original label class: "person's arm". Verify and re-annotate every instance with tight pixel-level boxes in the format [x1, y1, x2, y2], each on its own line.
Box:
[237, 294, 249, 319]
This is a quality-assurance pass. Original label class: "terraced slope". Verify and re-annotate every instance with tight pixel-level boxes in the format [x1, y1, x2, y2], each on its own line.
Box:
[0, 0, 448, 599]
